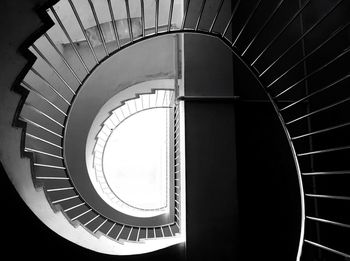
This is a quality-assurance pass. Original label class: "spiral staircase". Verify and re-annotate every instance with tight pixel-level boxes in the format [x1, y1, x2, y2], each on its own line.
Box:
[1, 0, 349, 259]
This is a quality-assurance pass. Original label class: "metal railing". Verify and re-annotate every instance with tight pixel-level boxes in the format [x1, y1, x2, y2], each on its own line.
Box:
[15, 0, 350, 257]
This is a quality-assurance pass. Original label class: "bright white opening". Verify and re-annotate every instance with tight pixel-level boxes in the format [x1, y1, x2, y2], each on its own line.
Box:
[103, 108, 169, 210]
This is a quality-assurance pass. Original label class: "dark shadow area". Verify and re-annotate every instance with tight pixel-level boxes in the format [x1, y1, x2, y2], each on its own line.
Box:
[183, 33, 301, 260]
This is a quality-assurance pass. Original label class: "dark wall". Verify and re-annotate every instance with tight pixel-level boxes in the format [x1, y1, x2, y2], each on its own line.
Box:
[183, 33, 301, 260]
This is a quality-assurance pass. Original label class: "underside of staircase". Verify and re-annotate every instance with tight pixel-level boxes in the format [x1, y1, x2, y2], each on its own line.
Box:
[0, 0, 349, 260]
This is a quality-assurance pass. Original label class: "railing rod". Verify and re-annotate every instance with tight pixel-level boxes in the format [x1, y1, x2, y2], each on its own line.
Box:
[195, 0, 206, 31]
[268, 23, 350, 88]
[169, 225, 174, 236]
[25, 102, 64, 128]
[71, 209, 92, 221]
[84, 214, 100, 226]
[106, 223, 116, 236]
[21, 81, 67, 116]
[47, 187, 74, 192]
[25, 147, 63, 159]
[34, 163, 65, 169]
[168, 0, 174, 32]
[306, 216, 350, 229]
[304, 240, 350, 258]
[280, 74, 350, 111]
[297, 145, 350, 157]
[26, 133, 62, 149]
[116, 225, 125, 240]
[127, 227, 133, 240]
[44, 33, 82, 84]
[251, 0, 312, 66]
[107, 0, 121, 49]
[222, 0, 241, 37]
[68, 0, 99, 64]
[286, 96, 350, 125]
[36, 176, 69, 180]
[275, 46, 350, 98]
[125, 0, 133, 42]
[93, 219, 108, 233]
[155, 0, 159, 34]
[49, 7, 90, 74]
[305, 194, 350, 201]
[136, 227, 141, 241]
[140, 0, 145, 36]
[64, 203, 85, 212]
[30, 68, 71, 105]
[20, 116, 63, 138]
[260, 0, 345, 77]
[88, 0, 109, 56]
[32, 44, 75, 95]
[292, 121, 350, 140]
[242, 0, 286, 56]
[303, 170, 350, 176]
[209, 0, 224, 33]
[181, 0, 190, 30]
[52, 195, 79, 204]
[233, 0, 262, 46]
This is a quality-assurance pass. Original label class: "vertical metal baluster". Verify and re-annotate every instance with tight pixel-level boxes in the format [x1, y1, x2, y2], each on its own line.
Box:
[68, 0, 99, 64]
[25, 102, 64, 128]
[32, 44, 76, 95]
[155, 90, 159, 106]
[44, 33, 82, 84]
[49, 7, 90, 74]
[88, 0, 109, 56]
[242, 0, 286, 56]
[163, 90, 168, 106]
[140, 0, 145, 37]
[155, 0, 159, 34]
[195, 0, 206, 31]
[168, 0, 174, 31]
[209, 0, 224, 33]
[181, 0, 191, 30]
[267, 22, 350, 88]
[274, 47, 350, 97]
[250, 0, 312, 66]
[30, 67, 71, 105]
[259, 0, 345, 77]
[136, 227, 141, 241]
[21, 81, 67, 116]
[222, 0, 241, 37]
[126, 101, 132, 115]
[169, 90, 175, 106]
[107, 0, 121, 49]
[134, 98, 138, 112]
[232, 0, 262, 46]
[125, 0, 134, 42]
